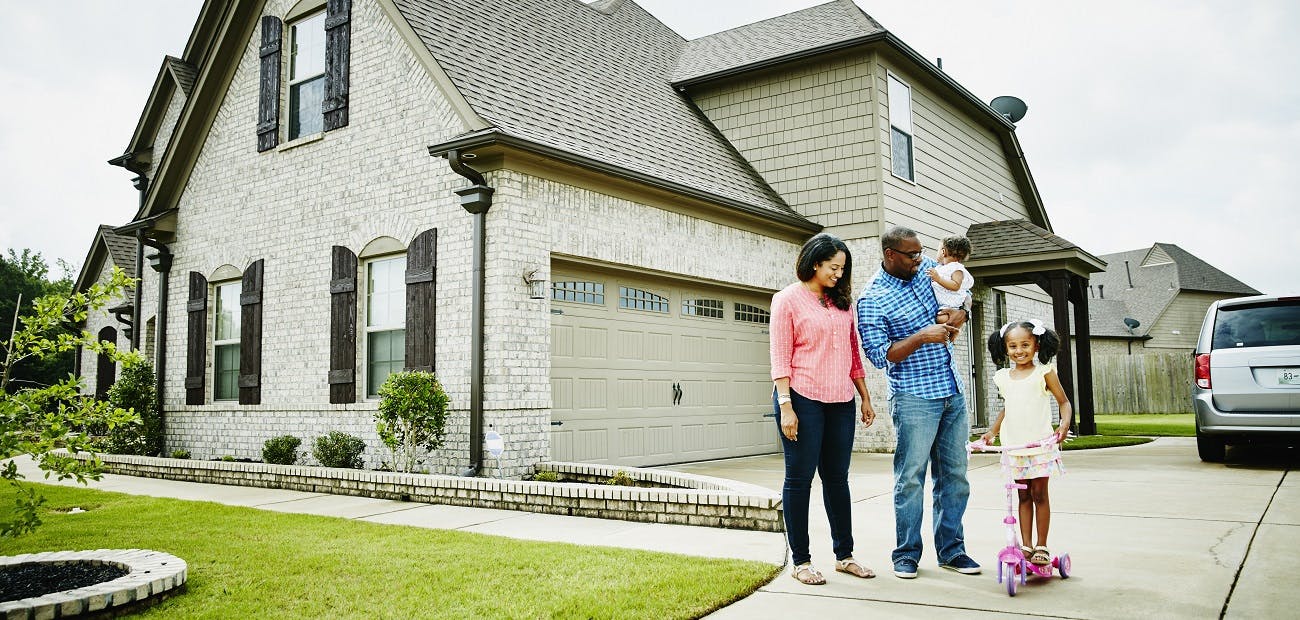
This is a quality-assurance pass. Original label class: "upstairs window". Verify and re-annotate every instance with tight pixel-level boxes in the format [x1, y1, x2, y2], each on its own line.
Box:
[288, 11, 326, 140]
[887, 73, 915, 182]
[213, 282, 242, 401]
[365, 256, 406, 397]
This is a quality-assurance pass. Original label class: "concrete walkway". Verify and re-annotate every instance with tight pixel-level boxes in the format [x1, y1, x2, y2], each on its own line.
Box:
[17, 437, 1297, 618]
[670, 437, 1299, 619]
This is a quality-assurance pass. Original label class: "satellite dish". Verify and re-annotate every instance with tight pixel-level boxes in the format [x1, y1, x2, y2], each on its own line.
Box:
[1123, 317, 1140, 332]
[990, 96, 1028, 123]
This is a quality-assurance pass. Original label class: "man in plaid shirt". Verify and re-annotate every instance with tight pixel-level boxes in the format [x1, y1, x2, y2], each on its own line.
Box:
[856, 226, 980, 579]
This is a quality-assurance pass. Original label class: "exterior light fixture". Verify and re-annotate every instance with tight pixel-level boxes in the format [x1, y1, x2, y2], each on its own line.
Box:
[523, 269, 547, 300]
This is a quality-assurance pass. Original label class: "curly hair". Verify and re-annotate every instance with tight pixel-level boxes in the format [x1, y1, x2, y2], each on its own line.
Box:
[795, 233, 853, 311]
[941, 236, 971, 261]
[987, 321, 1061, 368]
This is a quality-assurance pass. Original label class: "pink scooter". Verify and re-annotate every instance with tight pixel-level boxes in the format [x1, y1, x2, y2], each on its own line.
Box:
[967, 435, 1071, 596]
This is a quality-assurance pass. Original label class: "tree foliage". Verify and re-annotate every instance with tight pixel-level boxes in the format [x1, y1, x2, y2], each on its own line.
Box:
[375, 371, 449, 473]
[1, 266, 139, 537]
[103, 359, 162, 456]
[1, 249, 76, 394]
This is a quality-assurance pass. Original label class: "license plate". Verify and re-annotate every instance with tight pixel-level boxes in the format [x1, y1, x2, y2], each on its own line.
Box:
[1281, 368, 1300, 385]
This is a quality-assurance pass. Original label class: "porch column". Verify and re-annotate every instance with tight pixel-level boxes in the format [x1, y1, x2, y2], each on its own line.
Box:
[1070, 274, 1097, 435]
[1047, 271, 1076, 434]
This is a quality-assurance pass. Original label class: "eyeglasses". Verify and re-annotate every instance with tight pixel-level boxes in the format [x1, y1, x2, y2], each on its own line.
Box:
[887, 247, 923, 261]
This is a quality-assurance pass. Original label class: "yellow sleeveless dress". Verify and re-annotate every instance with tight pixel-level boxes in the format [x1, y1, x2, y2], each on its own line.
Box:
[992, 363, 1065, 479]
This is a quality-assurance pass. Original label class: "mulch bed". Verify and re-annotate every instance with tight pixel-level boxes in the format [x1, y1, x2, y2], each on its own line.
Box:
[0, 562, 128, 601]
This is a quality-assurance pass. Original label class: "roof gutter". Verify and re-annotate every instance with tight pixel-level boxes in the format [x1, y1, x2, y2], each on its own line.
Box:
[428, 130, 820, 235]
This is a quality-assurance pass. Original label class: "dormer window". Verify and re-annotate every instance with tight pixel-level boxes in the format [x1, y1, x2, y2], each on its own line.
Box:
[288, 12, 326, 140]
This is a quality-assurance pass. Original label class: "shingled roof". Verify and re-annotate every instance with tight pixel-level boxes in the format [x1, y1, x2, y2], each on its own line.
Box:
[670, 0, 884, 83]
[967, 219, 1086, 260]
[1087, 243, 1259, 338]
[394, 0, 800, 222]
[74, 225, 139, 296]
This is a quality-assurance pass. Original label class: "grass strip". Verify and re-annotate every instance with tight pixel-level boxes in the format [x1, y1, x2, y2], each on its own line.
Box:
[2, 484, 778, 619]
[1094, 413, 1195, 437]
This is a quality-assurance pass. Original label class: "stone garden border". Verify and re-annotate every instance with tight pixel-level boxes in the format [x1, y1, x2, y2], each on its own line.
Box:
[65, 452, 784, 532]
[0, 549, 186, 618]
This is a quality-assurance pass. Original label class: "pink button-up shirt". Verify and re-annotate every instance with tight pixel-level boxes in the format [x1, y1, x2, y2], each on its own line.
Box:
[769, 282, 866, 403]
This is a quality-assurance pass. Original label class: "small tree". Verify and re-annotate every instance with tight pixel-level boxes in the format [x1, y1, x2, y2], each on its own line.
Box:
[103, 359, 161, 456]
[375, 371, 449, 473]
[1, 267, 139, 537]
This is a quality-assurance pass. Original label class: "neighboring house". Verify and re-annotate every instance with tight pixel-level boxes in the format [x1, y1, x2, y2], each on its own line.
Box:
[1084, 243, 1258, 414]
[74, 226, 139, 400]
[77, 0, 1080, 476]
[1087, 243, 1260, 356]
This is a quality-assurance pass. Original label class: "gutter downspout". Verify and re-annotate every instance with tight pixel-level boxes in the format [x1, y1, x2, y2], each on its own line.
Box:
[130, 175, 149, 350]
[144, 239, 172, 452]
[445, 149, 494, 477]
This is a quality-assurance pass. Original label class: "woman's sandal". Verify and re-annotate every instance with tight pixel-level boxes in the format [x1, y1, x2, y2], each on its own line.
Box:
[791, 563, 827, 585]
[1030, 546, 1051, 566]
[835, 557, 875, 579]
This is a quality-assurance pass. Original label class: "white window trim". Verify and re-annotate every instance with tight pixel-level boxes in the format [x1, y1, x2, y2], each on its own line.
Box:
[213, 281, 241, 402]
[886, 70, 917, 185]
[363, 255, 406, 399]
[287, 10, 327, 142]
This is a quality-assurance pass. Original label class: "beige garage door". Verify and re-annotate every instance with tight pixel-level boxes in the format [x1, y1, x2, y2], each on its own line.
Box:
[550, 267, 780, 466]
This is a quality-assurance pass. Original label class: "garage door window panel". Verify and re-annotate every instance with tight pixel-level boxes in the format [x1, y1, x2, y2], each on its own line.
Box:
[552, 280, 605, 305]
[735, 303, 771, 324]
[619, 286, 669, 313]
[682, 298, 724, 319]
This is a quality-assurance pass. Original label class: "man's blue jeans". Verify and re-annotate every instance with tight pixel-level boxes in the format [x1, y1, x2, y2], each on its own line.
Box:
[774, 388, 857, 566]
[890, 391, 970, 565]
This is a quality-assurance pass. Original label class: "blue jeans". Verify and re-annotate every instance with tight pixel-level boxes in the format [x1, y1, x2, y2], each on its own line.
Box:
[775, 388, 857, 566]
[890, 391, 970, 565]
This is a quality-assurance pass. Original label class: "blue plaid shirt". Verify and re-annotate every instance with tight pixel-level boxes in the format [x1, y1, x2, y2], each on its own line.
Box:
[855, 256, 963, 399]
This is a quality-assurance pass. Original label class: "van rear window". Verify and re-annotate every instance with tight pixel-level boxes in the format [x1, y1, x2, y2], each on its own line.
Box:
[1211, 300, 1300, 349]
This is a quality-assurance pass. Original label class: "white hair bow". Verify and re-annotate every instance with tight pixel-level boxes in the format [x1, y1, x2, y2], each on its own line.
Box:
[1000, 319, 1047, 338]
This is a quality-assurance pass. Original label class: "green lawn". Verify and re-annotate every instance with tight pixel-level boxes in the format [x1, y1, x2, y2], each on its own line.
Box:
[3, 484, 778, 619]
[1094, 413, 1195, 437]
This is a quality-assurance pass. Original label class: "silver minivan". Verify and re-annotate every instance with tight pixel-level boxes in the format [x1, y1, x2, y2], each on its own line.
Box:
[1193, 295, 1300, 461]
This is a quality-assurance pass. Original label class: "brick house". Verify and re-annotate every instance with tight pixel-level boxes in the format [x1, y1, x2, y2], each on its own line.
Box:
[77, 0, 1092, 476]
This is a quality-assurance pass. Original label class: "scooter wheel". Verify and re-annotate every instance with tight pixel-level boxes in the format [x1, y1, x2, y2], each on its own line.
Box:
[1006, 563, 1018, 596]
[1058, 553, 1071, 579]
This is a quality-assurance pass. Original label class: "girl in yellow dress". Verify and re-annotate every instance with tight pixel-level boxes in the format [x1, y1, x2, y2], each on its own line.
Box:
[981, 319, 1072, 566]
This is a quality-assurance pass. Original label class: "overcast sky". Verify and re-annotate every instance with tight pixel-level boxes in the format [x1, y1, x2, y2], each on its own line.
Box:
[1, 0, 1294, 295]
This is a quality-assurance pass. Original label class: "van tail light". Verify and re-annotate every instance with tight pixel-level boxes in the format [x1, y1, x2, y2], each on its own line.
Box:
[1195, 353, 1211, 389]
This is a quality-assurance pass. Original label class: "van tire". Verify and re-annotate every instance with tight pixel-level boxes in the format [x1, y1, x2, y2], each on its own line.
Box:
[1197, 430, 1226, 463]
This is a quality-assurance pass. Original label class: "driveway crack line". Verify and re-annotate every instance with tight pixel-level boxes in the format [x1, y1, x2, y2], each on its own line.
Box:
[1219, 468, 1288, 619]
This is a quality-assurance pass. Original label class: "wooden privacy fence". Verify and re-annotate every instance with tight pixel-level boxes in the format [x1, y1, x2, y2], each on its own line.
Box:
[1091, 352, 1193, 414]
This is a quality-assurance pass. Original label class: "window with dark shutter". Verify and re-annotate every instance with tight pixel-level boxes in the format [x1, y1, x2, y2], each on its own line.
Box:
[404, 228, 436, 373]
[239, 260, 264, 405]
[329, 246, 358, 403]
[185, 272, 208, 405]
[323, 0, 351, 131]
[257, 16, 283, 152]
[95, 326, 117, 400]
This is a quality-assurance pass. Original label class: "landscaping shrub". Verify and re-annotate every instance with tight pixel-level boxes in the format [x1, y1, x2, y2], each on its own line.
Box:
[313, 431, 365, 469]
[103, 360, 162, 456]
[606, 470, 636, 487]
[262, 435, 301, 465]
[375, 371, 449, 473]
[170, 449, 191, 460]
[532, 471, 559, 482]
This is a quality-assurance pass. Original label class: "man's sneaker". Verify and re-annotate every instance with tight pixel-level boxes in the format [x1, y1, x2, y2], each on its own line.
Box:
[892, 557, 918, 579]
[940, 554, 982, 575]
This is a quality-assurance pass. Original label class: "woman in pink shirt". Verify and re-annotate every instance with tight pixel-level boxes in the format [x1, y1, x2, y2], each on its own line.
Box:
[771, 233, 877, 585]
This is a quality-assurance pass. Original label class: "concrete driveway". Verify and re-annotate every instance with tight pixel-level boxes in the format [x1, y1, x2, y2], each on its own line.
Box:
[666, 437, 1299, 619]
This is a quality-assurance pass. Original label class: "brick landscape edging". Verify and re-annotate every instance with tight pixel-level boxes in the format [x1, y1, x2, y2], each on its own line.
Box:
[67, 453, 784, 532]
[0, 549, 186, 618]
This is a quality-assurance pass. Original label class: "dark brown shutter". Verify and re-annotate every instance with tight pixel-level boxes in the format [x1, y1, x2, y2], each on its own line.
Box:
[185, 271, 207, 405]
[95, 326, 117, 400]
[405, 229, 436, 373]
[328, 246, 358, 403]
[323, 0, 351, 131]
[257, 16, 283, 152]
[238, 259, 264, 405]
